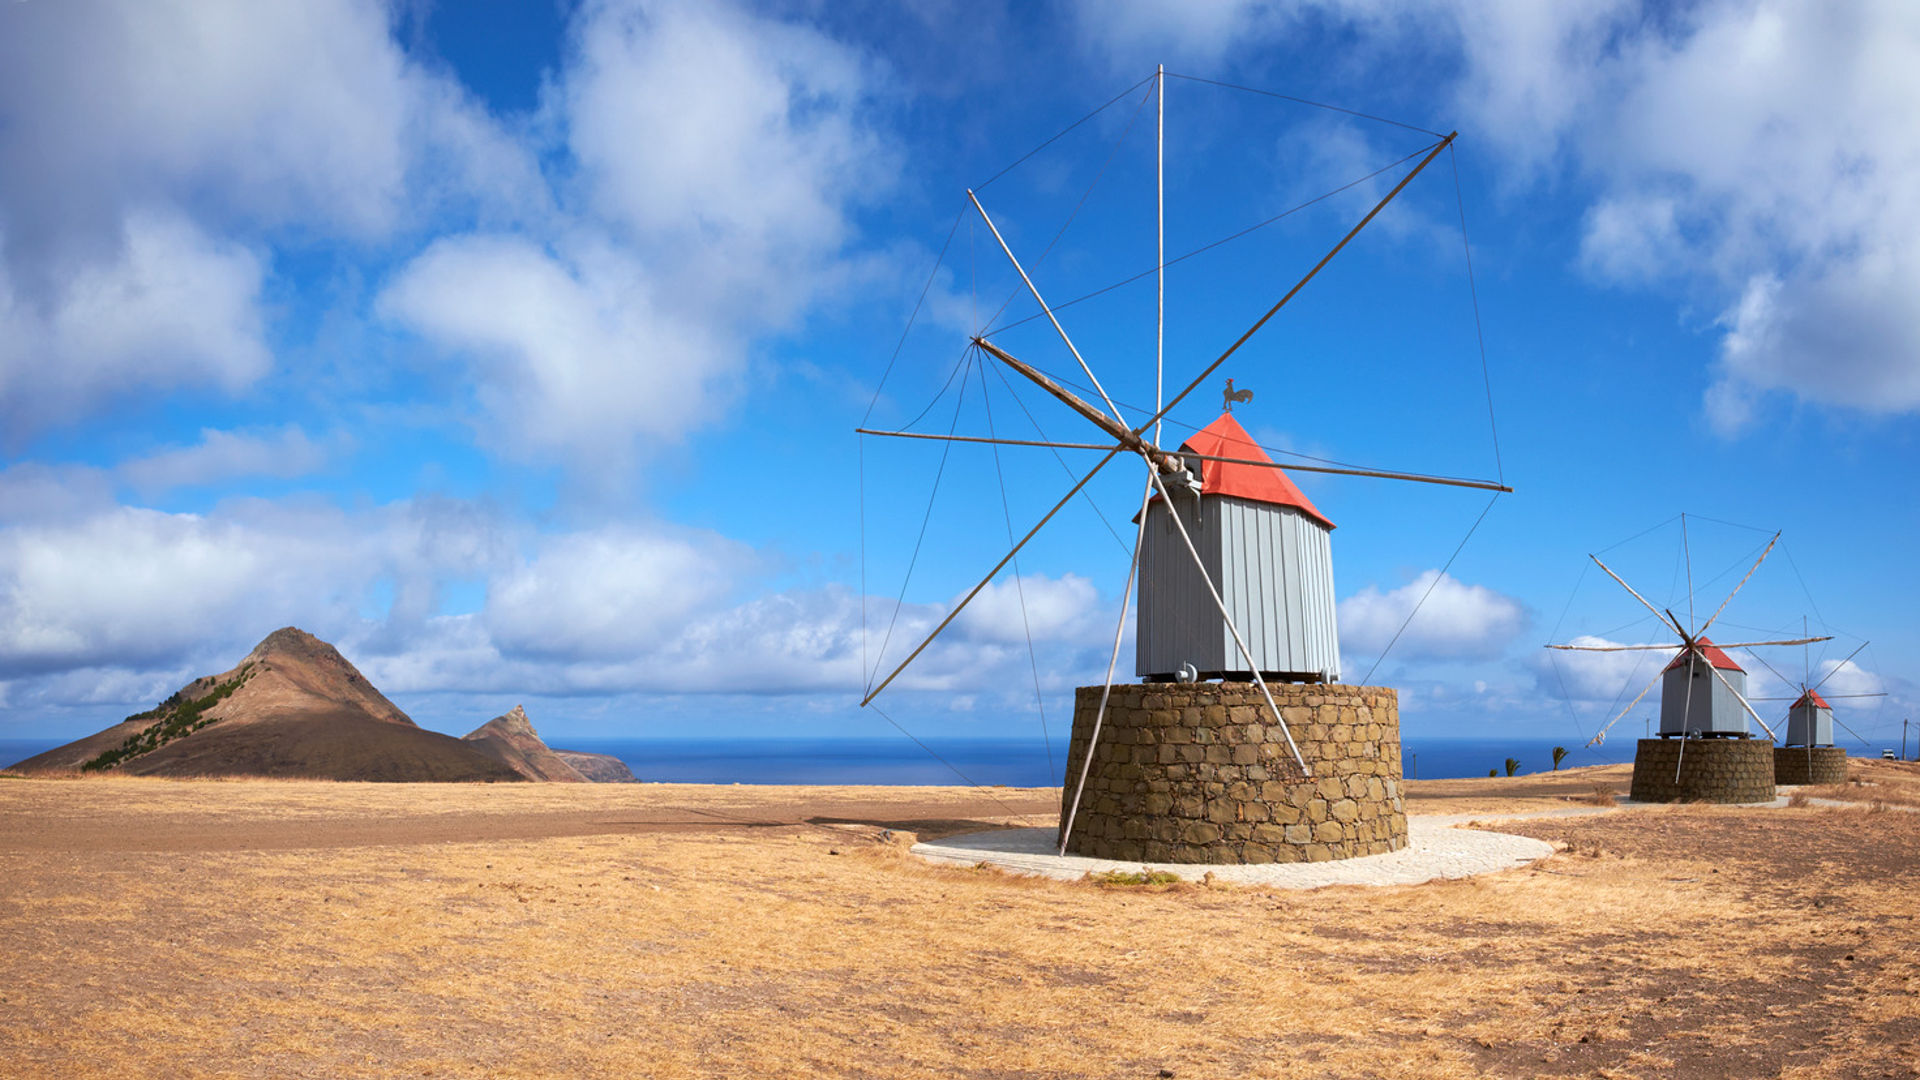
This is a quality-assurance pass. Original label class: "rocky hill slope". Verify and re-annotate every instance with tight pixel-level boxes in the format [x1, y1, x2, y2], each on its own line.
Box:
[461, 705, 587, 782]
[461, 705, 638, 783]
[11, 628, 521, 782]
[553, 749, 637, 783]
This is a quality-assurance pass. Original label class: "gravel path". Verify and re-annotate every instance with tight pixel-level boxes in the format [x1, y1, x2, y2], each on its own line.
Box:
[910, 811, 1605, 888]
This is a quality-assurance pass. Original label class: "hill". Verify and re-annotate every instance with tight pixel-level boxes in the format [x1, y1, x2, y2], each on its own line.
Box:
[9, 628, 520, 782]
[461, 705, 639, 783]
[462, 705, 588, 782]
[553, 749, 637, 783]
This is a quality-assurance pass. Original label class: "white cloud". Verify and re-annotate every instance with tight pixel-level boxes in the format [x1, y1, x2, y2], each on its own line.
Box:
[0, 505, 360, 678]
[118, 426, 339, 496]
[0, 0, 532, 251]
[1815, 657, 1883, 699]
[1067, 0, 1309, 68]
[378, 234, 726, 464]
[0, 494, 520, 683]
[0, 214, 269, 437]
[1339, 570, 1528, 661]
[380, 0, 896, 467]
[484, 524, 749, 660]
[0, 0, 544, 434]
[0, 463, 116, 526]
[567, 0, 883, 264]
[1579, 194, 1682, 283]
[955, 572, 1099, 645]
[1065, 1, 1920, 431]
[0, 483, 1122, 709]
[1531, 634, 1676, 703]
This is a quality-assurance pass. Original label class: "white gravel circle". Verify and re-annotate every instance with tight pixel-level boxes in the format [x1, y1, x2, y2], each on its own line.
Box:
[910, 813, 1586, 889]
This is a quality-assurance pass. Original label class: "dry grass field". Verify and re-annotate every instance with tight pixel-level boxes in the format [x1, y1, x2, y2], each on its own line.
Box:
[2, 761, 1917, 1079]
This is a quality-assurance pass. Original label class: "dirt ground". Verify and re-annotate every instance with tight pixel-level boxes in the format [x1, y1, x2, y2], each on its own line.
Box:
[2, 761, 1916, 1079]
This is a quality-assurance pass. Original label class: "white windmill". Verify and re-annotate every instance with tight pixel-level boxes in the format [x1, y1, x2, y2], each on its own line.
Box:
[1546, 522, 1831, 789]
[857, 69, 1510, 858]
[1743, 625, 1886, 784]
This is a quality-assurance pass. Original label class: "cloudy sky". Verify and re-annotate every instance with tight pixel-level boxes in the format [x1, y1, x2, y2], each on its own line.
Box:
[1, 0, 1914, 758]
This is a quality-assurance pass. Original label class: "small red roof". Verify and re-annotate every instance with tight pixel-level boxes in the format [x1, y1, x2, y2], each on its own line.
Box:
[1167, 412, 1334, 530]
[1663, 637, 1745, 673]
[1792, 688, 1831, 711]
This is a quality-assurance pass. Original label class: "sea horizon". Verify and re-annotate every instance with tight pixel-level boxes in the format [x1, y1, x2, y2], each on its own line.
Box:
[4, 733, 1902, 786]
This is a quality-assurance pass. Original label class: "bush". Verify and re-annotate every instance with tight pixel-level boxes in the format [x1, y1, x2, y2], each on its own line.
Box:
[82, 664, 255, 772]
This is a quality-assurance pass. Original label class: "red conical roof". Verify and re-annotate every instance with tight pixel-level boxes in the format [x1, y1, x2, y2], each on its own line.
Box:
[1792, 688, 1831, 711]
[1662, 636, 1745, 673]
[1171, 412, 1334, 530]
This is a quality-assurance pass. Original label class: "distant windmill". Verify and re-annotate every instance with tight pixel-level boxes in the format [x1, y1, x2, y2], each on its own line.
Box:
[1744, 622, 1886, 748]
[1546, 525, 1831, 771]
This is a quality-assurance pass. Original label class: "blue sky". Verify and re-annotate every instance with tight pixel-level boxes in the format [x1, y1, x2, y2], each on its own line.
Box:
[1, 0, 1914, 759]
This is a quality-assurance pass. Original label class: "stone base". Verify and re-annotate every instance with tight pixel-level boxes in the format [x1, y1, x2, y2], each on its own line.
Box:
[1059, 682, 1406, 864]
[1630, 737, 1775, 803]
[1774, 745, 1848, 786]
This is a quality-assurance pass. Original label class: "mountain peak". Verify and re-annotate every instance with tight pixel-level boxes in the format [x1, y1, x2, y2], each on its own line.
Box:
[462, 704, 585, 782]
[247, 626, 335, 662]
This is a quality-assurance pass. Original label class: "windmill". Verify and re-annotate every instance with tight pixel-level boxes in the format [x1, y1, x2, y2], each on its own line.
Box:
[857, 68, 1510, 861]
[1546, 520, 1831, 799]
[1748, 629, 1885, 744]
[1743, 623, 1886, 784]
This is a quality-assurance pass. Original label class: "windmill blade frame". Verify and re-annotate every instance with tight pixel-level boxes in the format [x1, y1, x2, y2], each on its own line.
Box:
[1588, 554, 1687, 639]
[1694, 531, 1781, 639]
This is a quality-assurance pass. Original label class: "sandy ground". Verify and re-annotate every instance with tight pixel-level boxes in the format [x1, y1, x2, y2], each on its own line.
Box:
[2, 761, 1917, 1079]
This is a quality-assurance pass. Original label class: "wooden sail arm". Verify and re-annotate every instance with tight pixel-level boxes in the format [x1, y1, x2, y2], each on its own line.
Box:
[967, 189, 1129, 430]
[1706, 662, 1779, 741]
[1185, 450, 1511, 493]
[1129, 132, 1457, 443]
[1739, 644, 1798, 691]
[859, 444, 1125, 707]
[1750, 693, 1886, 700]
[1807, 640, 1870, 696]
[856, 427, 1513, 493]
[1585, 665, 1667, 748]
[1694, 531, 1780, 639]
[1546, 643, 1680, 652]
[970, 338, 1162, 462]
[1589, 554, 1687, 640]
[857, 429, 1127, 453]
[1547, 635, 1832, 653]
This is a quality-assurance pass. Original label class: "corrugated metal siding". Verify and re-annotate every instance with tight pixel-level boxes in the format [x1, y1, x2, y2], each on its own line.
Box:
[1136, 495, 1339, 679]
[1136, 496, 1225, 675]
[1659, 662, 1749, 735]
[1785, 703, 1833, 746]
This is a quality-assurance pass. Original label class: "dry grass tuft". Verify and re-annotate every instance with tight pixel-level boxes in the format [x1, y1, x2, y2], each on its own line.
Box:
[1083, 868, 1184, 888]
[1799, 758, 1920, 808]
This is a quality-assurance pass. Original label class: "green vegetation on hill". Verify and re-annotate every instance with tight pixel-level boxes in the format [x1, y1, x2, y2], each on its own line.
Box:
[83, 664, 256, 772]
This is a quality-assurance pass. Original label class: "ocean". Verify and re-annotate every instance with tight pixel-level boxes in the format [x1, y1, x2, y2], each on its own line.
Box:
[9, 732, 1866, 784]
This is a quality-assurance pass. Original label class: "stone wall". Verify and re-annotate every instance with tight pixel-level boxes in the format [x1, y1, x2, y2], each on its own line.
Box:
[1629, 737, 1775, 803]
[1773, 746, 1848, 786]
[1059, 682, 1406, 864]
